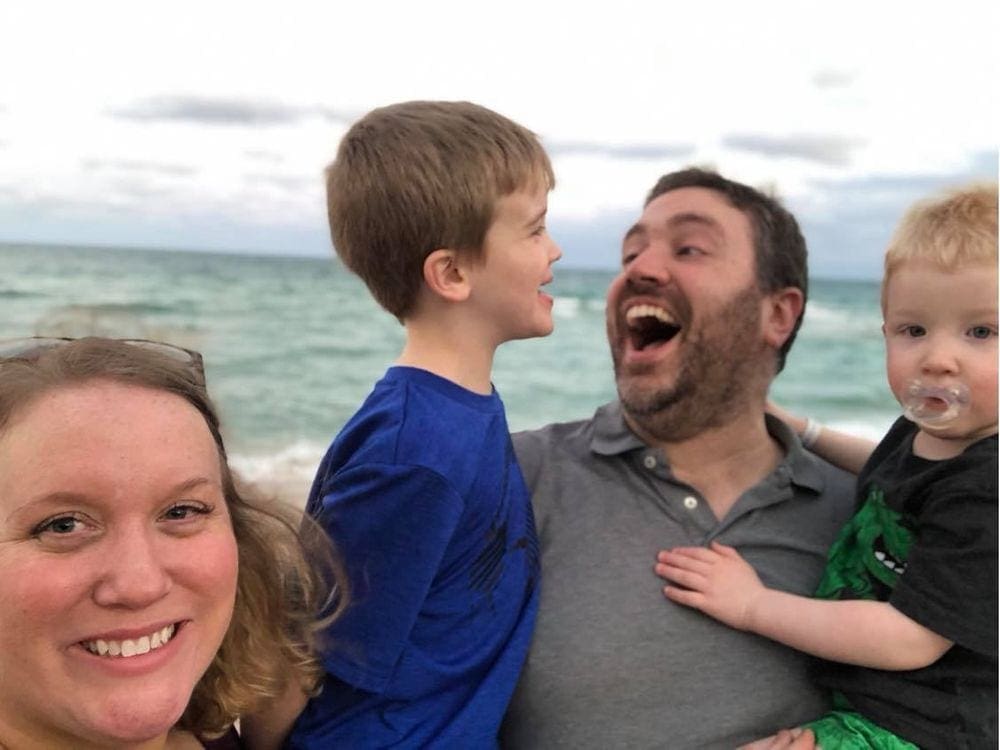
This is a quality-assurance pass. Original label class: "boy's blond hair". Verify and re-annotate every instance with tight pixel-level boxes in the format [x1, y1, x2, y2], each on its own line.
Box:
[882, 182, 998, 310]
[325, 101, 554, 321]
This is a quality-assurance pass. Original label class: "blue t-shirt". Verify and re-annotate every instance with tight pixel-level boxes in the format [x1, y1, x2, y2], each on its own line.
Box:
[290, 367, 540, 748]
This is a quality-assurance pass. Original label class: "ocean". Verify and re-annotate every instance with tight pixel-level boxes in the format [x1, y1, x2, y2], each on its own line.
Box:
[2, 242, 898, 503]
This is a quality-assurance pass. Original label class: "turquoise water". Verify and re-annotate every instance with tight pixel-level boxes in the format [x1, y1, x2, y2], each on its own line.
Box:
[2, 242, 898, 490]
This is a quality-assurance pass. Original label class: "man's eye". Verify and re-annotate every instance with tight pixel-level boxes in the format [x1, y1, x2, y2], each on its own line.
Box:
[968, 325, 996, 340]
[675, 245, 701, 257]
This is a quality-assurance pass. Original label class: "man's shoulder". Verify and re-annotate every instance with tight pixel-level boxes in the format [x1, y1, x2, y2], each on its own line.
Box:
[512, 416, 596, 452]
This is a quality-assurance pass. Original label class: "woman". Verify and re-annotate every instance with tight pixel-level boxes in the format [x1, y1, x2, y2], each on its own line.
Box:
[0, 337, 345, 749]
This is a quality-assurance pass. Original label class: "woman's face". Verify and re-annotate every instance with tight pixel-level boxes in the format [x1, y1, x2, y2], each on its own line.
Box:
[0, 380, 239, 747]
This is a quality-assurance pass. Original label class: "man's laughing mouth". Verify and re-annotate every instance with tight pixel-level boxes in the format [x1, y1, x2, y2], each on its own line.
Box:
[625, 304, 681, 351]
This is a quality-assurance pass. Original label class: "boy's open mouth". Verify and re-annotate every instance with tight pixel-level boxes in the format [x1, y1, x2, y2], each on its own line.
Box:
[626, 304, 680, 351]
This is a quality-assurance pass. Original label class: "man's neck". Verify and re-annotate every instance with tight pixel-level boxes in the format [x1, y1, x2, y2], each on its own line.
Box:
[628, 408, 785, 521]
[397, 315, 497, 395]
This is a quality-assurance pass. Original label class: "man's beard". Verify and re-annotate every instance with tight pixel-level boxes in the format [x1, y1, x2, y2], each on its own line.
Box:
[612, 283, 770, 442]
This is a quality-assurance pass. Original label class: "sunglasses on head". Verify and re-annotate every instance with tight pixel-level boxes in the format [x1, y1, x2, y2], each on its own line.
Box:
[0, 337, 206, 386]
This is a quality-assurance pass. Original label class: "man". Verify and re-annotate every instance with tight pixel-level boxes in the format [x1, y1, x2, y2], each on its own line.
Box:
[500, 168, 856, 749]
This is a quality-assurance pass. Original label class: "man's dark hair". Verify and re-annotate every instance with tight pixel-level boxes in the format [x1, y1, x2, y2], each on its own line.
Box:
[645, 167, 808, 372]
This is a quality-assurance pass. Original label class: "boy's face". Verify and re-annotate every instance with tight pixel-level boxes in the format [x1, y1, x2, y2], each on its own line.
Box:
[465, 183, 562, 345]
[883, 260, 998, 444]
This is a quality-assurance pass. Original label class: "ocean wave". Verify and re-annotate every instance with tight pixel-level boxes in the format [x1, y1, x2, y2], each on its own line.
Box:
[32, 304, 202, 345]
[0, 289, 42, 299]
[552, 296, 581, 319]
[229, 439, 326, 486]
[802, 302, 881, 336]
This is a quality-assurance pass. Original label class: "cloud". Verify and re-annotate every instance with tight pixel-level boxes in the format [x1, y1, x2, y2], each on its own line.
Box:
[546, 140, 695, 161]
[812, 69, 856, 89]
[108, 96, 359, 127]
[800, 154, 998, 279]
[243, 172, 317, 191]
[244, 149, 286, 164]
[723, 133, 866, 166]
[81, 158, 198, 177]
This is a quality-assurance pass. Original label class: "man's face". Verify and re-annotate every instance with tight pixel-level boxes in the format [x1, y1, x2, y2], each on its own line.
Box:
[606, 187, 774, 440]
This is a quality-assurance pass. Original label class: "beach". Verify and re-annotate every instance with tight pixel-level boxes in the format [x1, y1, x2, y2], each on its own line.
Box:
[2, 242, 899, 508]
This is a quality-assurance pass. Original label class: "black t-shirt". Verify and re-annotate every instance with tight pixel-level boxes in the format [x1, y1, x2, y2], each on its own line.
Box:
[817, 417, 998, 750]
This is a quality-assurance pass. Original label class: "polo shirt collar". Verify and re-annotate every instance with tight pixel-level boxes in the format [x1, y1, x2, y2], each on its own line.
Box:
[589, 400, 829, 495]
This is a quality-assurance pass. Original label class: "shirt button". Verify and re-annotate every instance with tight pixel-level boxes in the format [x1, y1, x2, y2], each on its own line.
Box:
[683, 496, 698, 510]
[643, 455, 657, 469]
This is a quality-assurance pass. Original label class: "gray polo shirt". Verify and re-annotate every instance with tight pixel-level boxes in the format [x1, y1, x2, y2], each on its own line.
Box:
[500, 402, 856, 749]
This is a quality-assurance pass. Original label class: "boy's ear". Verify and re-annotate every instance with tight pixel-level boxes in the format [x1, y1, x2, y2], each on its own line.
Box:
[422, 248, 472, 303]
[761, 286, 805, 350]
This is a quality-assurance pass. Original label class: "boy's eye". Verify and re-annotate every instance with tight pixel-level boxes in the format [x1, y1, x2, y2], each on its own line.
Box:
[968, 325, 996, 340]
[531, 225, 546, 237]
[903, 325, 926, 337]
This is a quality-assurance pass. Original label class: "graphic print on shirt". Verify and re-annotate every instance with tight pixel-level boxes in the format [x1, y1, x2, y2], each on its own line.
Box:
[468, 436, 539, 613]
[815, 487, 915, 601]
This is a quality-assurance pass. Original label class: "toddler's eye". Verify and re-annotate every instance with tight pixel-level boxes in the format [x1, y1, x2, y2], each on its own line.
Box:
[903, 325, 926, 337]
[968, 325, 996, 340]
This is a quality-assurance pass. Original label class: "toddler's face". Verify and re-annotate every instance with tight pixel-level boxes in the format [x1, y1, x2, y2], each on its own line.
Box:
[883, 260, 998, 445]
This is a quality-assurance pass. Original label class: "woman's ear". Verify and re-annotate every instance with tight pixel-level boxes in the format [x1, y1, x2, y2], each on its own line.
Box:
[422, 249, 472, 303]
[761, 286, 805, 350]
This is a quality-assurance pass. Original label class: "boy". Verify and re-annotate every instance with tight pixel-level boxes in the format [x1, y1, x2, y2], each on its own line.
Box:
[656, 183, 998, 749]
[288, 101, 560, 747]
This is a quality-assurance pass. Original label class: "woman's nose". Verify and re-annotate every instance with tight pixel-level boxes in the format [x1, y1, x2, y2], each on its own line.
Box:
[92, 528, 172, 609]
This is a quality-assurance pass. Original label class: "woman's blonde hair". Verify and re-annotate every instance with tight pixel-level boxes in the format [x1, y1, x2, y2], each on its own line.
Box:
[0, 337, 346, 737]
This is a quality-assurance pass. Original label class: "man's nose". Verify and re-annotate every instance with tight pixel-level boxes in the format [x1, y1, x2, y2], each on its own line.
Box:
[92, 527, 172, 609]
[626, 245, 672, 290]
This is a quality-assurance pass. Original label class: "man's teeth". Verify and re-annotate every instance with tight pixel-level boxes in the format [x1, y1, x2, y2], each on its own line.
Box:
[626, 304, 675, 325]
[84, 624, 176, 658]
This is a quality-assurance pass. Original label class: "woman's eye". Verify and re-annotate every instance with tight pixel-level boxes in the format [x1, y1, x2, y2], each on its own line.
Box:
[37, 515, 82, 535]
[162, 503, 211, 522]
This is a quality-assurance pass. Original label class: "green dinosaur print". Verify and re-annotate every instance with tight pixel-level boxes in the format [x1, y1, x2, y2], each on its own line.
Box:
[815, 487, 914, 602]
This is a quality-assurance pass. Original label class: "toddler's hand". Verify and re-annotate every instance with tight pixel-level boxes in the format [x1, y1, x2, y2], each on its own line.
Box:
[654, 540, 765, 631]
[738, 727, 816, 750]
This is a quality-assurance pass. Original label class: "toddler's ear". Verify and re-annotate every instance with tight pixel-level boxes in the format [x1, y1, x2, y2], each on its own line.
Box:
[422, 249, 471, 303]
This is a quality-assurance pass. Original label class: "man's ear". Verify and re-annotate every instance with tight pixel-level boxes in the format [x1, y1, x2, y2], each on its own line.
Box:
[422, 249, 471, 303]
[762, 286, 805, 350]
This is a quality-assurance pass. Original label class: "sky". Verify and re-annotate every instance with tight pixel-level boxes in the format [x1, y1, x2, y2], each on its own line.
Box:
[0, 0, 996, 278]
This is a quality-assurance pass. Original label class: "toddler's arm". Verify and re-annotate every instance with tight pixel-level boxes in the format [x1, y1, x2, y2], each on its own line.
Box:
[655, 541, 952, 671]
[767, 400, 877, 475]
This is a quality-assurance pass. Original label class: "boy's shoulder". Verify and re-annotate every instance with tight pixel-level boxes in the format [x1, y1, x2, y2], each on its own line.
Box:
[326, 366, 512, 480]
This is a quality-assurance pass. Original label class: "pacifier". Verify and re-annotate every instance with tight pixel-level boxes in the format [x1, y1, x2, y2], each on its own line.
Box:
[901, 379, 970, 429]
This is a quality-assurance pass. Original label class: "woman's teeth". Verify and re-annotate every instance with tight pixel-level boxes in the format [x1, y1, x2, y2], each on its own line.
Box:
[83, 624, 176, 658]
